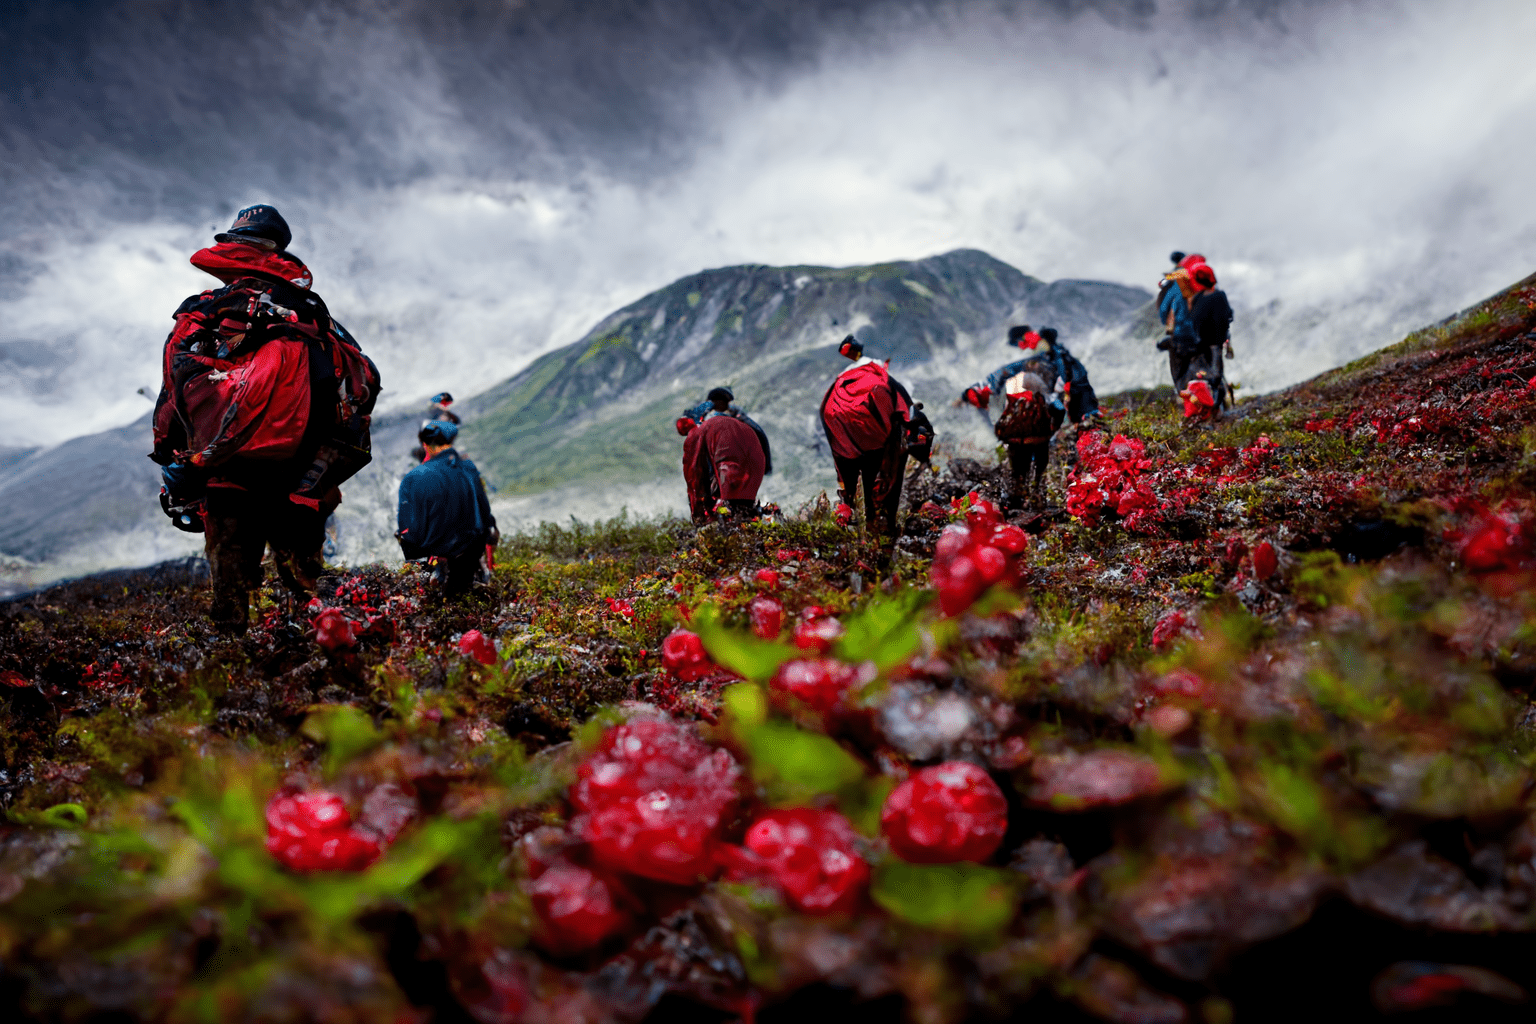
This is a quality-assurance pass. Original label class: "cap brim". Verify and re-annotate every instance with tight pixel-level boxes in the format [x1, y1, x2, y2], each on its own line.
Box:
[214, 232, 278, 249]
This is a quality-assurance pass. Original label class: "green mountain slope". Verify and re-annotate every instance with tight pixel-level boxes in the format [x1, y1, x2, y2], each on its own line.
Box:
[458, 248, 1150, 496]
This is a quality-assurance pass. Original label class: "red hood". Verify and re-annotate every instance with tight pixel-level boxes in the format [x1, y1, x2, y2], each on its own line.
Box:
[190, 242, 313, 289]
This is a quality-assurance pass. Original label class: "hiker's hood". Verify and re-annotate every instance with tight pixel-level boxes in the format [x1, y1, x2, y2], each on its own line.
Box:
[191, 241, 313, 289]
[836, 356, 880, 378]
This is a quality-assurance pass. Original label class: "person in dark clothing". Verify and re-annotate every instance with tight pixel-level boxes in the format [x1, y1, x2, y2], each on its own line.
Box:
[396, 420, 497, 596]
[411, 391, 462, 462]
[820, 337, 911, 553]
[986, 326, 1099, 427]
[686, 387, 773, 475]
[995, 371, 1053, 503]
[428, 392, 461, 425]
[1190, 264, 1235, 410]
[904, 402, 936, 470]
[686, 406, 768, 519]
[153, 203, 380, 633]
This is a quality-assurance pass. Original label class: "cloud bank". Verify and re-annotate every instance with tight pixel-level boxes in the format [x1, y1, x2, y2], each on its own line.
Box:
[2, 0, 1534, 444]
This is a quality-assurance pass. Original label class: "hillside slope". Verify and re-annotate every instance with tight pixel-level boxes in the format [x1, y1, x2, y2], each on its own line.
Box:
[1, 268, 1534, 1021]
[454, 249, 1150, 497]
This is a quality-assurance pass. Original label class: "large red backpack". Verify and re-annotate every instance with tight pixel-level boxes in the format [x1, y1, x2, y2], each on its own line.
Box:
[153, 248, 380, 501]
[820, 362, 903, 459]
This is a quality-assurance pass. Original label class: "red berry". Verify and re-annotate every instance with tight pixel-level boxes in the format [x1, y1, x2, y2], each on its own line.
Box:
[458, 629, 498, 665]
[265, 790, 381, 872]
[770, 658, 866, 714]
[755, 568, 781, 589]
[881, 762, 1008, 864]
[973, 545, 1007, 584]
[526, 859, 631, 953]
[570, 719, 741, 884]
[731, 808, 869, 915]
[305, 597, 325, 616]
[834, 503, 854, 526]
[311, 608, 357, 653]
[661, 628, 714, 681]
[748, 596, 784, 640]
[605, 597, 636, 619]
[989, 524, 1029, 556]
[965, 499, 1003, 530]
[1252, 540, 1278, 580]
[793, 615, 845, 653]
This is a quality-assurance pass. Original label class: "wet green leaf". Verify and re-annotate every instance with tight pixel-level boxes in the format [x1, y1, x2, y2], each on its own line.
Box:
[834, 590, 928, 670]
[871, 861, 1017, 935]
[693, 606, 797, 682]
[300, 705, 383, 776]
[743, 720, 865, 805]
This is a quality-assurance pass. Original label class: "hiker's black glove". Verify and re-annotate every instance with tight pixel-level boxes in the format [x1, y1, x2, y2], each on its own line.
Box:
[159, 463, 208, 533]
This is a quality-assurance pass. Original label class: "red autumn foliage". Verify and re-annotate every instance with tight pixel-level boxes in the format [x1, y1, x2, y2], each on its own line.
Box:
[311, 608, 357, 653]
[457, 629, 497, 665]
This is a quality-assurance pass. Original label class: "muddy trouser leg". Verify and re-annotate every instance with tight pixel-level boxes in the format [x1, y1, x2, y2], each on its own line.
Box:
[441, 550, 481, 597]
[871, 431, 907, 541]
[833, 452, 864, 514]
[1029, 442, 1050, 492]
[1169, 350, 1191, 391]
[204, 489, 267, 633]
[1006, 443, 1028, 493]
[268, 490, 336, 598]
[1069, 383, 1099, 424]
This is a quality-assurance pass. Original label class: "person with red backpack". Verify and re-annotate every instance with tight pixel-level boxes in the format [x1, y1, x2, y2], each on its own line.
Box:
[678, 387, 768, 523]
[151, 204, 381, 632]
[993, 370, 1053, 504]
[820, 336, 912, 548]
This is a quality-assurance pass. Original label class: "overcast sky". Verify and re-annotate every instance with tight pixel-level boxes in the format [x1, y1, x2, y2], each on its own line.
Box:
[3, 0, 1534, 445]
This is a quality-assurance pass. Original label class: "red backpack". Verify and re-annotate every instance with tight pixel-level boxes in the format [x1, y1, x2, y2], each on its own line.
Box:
[821, 362, 900, 459]
[153, 245, 380, 500]
[994, 390, 1052, 445]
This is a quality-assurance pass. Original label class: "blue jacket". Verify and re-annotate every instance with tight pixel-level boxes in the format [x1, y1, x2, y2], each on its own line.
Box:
[1159, 281, 1197, 345]
[987, 345, 1087, 410]
[397, 449, 495, 560]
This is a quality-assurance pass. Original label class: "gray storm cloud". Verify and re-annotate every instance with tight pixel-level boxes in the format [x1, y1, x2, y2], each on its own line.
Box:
[2, 0, 1534, 444]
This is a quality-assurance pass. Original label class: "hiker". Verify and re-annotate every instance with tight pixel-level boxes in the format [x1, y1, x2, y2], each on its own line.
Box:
[976, 325, 1100, 429]
[680, 389, 768, 522]
[411, 391, 461, 463]
[396, 420, 497, 596]
[428, 391, 461, 425]
[152, 204, 381, 633]
[904, 401, 936, 470]
[684, 387, 773, 475]
[1157, 252, 1201, 396]
[1190, 264, 1235, 410]
[993, 370, 1053, 504]
[820, 335, 911, 548]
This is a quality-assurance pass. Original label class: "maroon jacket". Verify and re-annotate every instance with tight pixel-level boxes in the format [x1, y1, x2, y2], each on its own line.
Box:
[684, 414, 766, 518]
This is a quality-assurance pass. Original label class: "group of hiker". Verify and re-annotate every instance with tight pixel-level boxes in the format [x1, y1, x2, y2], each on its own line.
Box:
[151, 204, 1233, 627]
[1158, 251, 1235, 419]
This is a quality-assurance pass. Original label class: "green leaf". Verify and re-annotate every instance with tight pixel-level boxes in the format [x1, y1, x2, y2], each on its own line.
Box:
[300, 705, 383, 776]
[745, 721, 865, 805]
[38, 803, 88, 828]
[722, 682, 767, 730]
[870, 861, 1017, 935]
[692, 605, 797, 682]
[833, 591, 928, 671]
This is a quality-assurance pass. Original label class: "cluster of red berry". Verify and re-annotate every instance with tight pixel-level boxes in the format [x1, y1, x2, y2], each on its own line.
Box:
[1448, 503, 1535, 574]
[524, 707, 1014, 949]
[928, 497, 1029, 616]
